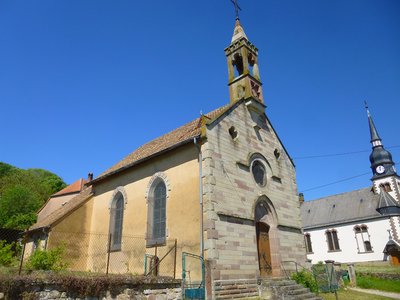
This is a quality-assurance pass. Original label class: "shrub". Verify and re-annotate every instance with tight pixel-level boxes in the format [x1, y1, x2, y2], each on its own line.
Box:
[25, 246, 67, 271]
[0, 240, 19, 267]
[291, 270, 318, 293]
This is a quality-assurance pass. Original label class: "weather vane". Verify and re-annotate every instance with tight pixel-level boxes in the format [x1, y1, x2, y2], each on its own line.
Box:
[230, 0, 242, 20]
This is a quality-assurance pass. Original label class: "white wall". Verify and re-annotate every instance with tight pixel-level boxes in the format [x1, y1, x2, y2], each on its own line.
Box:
[305, 218, 393, 264]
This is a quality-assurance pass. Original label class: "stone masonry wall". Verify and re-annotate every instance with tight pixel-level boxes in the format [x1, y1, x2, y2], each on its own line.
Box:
[202, 100, 308, 287]
[0, 286, 182, 300]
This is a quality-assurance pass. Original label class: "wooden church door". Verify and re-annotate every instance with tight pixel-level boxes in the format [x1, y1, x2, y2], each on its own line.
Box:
[257, 222, 272, 277]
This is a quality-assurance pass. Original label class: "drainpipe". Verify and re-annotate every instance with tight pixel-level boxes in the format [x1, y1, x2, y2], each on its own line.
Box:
[194, 137, 204, 258]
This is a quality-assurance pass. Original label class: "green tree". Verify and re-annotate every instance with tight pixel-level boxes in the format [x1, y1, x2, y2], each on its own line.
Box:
[0, 162, 67, 230]
[0, 185, 41, 229]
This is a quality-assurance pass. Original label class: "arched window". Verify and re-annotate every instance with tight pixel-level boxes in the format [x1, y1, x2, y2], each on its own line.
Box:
[110, 192, 124, 251]
[326, 229, 340, 252]
[251, 160, 267, 187]
[354, 224, 373, 253]
[304, 233, 313, 253]
[147, 180, 167, 247]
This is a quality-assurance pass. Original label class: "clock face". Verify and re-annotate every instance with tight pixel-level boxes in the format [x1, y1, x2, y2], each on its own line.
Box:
[376, 165, 385, 174]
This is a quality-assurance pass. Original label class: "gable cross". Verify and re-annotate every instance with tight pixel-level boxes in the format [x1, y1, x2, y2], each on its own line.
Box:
[230, 0, 242, 20]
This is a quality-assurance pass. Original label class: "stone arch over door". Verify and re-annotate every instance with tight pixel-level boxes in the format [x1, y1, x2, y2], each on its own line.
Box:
[255, 197, 281, 277]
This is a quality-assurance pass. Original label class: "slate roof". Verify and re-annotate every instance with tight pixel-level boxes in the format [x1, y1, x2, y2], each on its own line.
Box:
[91, 105, 230, 184]
[301, 187, 383, 229]
[30, 186, 93, 231]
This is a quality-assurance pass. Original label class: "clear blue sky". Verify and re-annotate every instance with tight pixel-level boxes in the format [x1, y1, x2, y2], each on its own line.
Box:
[1, 0, 399, 200]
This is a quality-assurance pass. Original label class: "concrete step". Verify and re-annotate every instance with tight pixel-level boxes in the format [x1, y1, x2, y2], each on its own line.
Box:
[214, 283, 258, 291]
[216, 291, 259, 299]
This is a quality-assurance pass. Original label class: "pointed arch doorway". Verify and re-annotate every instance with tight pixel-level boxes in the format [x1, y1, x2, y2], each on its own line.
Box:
[255, 198, 281, 277]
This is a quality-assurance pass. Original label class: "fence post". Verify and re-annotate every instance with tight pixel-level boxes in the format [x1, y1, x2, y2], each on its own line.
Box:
[173, 239, 177, 279]
[106, 233, 112, 275]
[18, 237, 27, 275]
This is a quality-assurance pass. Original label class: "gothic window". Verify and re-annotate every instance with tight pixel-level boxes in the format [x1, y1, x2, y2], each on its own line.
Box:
[304, 233, 313, 253]
[147, 179, 167, 247]
[251, 160, 267, 187]
[354, 225, 373, 253]
[326, 229, 340, 252]
[109, 192, 124, 251]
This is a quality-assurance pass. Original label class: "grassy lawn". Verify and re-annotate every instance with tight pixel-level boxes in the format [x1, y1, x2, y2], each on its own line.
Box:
[353, 262, 400, 274]
[357, 274, 400, 293]
[320, 289, 393, 300]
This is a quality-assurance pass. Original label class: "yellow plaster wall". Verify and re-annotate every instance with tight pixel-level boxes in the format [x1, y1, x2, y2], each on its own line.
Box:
[47, 198, 94, 271]
[85, 144, 201, 276]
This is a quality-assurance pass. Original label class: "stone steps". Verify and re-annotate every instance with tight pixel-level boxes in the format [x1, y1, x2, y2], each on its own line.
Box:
[213, 279, 259, 299]
[259, 278, 323, 300]
[212, 278, 323, 300]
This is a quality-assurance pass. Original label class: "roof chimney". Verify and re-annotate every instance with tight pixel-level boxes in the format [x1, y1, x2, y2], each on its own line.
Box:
[87, 172, 93, 182]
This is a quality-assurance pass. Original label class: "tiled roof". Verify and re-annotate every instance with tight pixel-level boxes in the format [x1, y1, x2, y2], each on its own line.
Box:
[52, 178, 86, 197]
[301, 187, 382, 229]
[30, 186, 93, 230]
[93, 105, 230, 183]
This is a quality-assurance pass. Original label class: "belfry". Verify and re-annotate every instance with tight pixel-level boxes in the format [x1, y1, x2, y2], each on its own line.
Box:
[225, 18, 264, 104]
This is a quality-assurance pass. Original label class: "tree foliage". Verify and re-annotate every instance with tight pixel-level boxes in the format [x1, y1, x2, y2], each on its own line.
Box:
[0, 162, 67, 230]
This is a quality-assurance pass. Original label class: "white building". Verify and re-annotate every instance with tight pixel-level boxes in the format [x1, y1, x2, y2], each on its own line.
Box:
[301, 107, 400, 265]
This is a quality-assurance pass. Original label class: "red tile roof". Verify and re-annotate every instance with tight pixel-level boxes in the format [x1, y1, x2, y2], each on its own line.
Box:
[52, 178, 86, 197]
[92, 105, 230, 183]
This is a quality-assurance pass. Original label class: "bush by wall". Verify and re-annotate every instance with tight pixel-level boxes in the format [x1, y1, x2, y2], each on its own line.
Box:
[291, 270, 318, 293]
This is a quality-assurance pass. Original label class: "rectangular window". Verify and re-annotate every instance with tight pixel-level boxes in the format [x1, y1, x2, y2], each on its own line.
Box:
[355, 225, 373, 253]
[326, 230, 340, 251]
[304, 234, 313, 253]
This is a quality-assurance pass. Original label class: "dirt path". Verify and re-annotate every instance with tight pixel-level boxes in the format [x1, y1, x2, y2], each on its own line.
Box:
[349, 288, 400, 299]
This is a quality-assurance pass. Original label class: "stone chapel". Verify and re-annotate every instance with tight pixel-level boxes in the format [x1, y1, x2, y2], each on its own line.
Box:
[29, 14, 308, 299]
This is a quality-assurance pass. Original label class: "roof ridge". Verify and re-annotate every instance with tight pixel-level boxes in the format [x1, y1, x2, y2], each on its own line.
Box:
[30, 186, 93, 230]
[93, 105, 230, 182]
[306, 186, 373, 203]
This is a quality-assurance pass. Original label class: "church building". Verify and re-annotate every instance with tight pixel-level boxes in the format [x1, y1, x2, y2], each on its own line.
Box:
[29, 14, 308, 298]
[301, 107, 400, 265]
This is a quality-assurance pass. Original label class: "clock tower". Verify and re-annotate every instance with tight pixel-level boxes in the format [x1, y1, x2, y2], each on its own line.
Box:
[366, 105, 397, 180]
[366, 105, 400, 242]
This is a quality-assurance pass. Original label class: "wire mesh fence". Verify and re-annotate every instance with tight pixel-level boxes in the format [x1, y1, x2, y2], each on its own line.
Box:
[0, 228, 23, 275]
[17, 231, 178, 278]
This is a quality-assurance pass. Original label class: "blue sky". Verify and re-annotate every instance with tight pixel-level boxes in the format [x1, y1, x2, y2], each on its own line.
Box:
[0, 0, 399, 200]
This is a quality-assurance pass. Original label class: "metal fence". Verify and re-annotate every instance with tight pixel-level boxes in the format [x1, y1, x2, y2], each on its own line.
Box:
[16, 231, 178, 277]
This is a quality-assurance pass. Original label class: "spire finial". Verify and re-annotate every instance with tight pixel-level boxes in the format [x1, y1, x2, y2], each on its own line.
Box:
[365, 102, 381, 143]
[230, 0, 241, 20]
[365, 100, 371, 116]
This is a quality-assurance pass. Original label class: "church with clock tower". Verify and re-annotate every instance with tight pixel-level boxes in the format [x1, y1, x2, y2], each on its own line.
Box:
[301, 106, 400, 266]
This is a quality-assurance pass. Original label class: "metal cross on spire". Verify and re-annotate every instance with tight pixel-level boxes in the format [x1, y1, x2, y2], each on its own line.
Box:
[230, 0, 242, 20]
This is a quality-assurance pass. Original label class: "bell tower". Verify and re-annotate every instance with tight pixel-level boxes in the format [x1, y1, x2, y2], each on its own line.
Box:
[225, 16, 264, 104]
[366, 104, 397, 180]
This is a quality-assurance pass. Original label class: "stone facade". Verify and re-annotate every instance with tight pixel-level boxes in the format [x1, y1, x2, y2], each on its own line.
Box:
[202, 99, 307, 293]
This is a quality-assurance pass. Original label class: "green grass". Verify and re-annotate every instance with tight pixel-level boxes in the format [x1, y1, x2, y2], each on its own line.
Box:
[357, 274, 400, 293]
[320, 289, 393, 300]
[352, 262, 400, 274]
